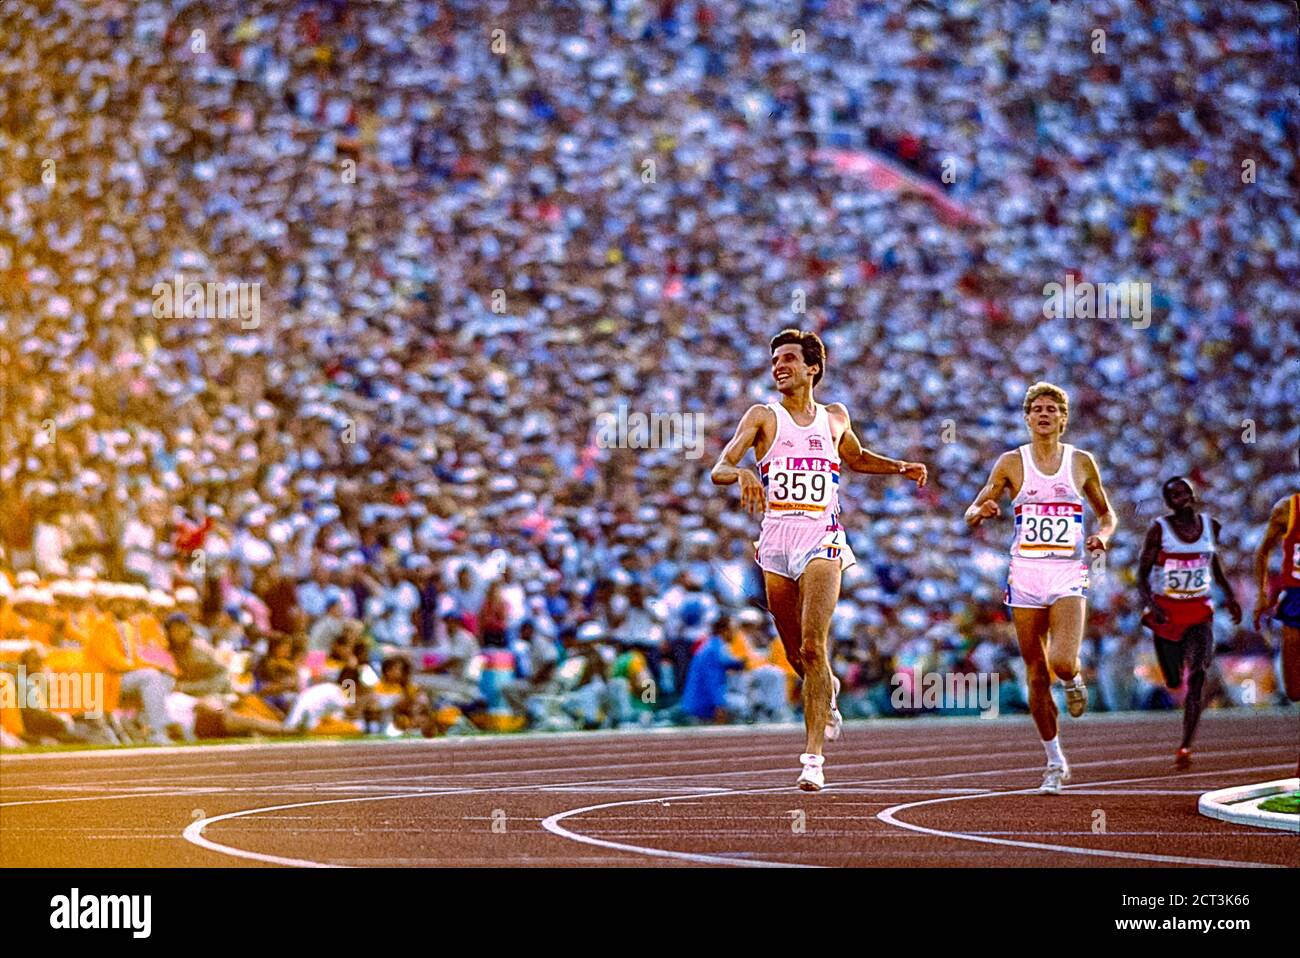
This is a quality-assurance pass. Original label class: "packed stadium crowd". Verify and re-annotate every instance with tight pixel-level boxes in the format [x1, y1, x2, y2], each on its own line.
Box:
[1, 0, 1296, 746]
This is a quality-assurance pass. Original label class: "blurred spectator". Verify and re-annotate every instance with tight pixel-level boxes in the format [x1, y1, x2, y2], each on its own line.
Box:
[679, 616, 746, 723]
[478, 580, 510, 649]
[368, 656, 432, 736]
[165, 613, 229, 697]
[729, 609, 794, 722]
[1, 0, 1295, 743]
[253, 635, 301, 717]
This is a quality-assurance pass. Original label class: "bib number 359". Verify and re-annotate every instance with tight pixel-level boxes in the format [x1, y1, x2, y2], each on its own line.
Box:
[771, 470, 828, 505]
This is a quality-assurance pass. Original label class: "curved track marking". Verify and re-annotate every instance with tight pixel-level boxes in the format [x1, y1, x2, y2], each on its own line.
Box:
[184, 783, 596, 868]
[876, 763, 1295, 868]
[541, 787, 822, 868]
[184, 801, 350, 868]
[106, 741, 1197, 866]
[534, 753, 1227, 867]
[4, 716, 1292, 868]
[114, 745, 1300, 868]
[181, 767, 823, 867]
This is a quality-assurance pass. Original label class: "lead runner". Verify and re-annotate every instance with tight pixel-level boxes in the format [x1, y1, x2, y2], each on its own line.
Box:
[711, 329, 928, 791]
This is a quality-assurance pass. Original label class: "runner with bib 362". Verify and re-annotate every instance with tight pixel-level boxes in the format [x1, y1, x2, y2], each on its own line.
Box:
[964, 382, 1117, 795]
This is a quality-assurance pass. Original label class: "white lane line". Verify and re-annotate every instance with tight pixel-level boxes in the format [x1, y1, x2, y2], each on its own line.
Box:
[7, 717, 1293, 790]
[182, 757, 909, 869]
[537, 753, 1286, 868]
[876, 763, 1295, 869]
[541, 784, 825, 868]
[1, 788, 232, 808]
[182, 777, 623, 868]
[0, 737, 1124, 798]
[281, 741, 1293, 794]
[1, 738, 894, 791]
[181, 747, 974, 869]
[7, 741, 1280, 818]
[3, 728, 763, 764]
[4, 744, 1017, 810]
[1055, 789, 1216, 795]
[0, 717, 964, 767]
[7, 706, 1292, 765]
[180, 762, 853, 868]
[188, 751, 1019, 870]
[534, 751, 1243, 868]
[14, 723, 1295, 867]
[16, 742, 1285, 863]
[0, 745, 998, 806]
[956, 826, 1300, 831]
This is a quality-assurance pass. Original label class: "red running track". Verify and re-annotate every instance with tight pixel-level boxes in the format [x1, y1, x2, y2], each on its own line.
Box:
[1, 710, 1296, 868]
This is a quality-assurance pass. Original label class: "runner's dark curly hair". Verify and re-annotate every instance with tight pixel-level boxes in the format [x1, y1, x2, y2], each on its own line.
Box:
[770, 328, 826, 387]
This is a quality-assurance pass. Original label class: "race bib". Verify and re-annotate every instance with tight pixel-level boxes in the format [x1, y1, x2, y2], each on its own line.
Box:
[1016, 503, 1081, 556]
[1162, 557, 1211, 597]
[767, 458, 835, 514]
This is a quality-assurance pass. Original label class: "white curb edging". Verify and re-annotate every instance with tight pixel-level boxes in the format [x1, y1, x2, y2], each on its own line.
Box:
[1198, 778, 1300, 833]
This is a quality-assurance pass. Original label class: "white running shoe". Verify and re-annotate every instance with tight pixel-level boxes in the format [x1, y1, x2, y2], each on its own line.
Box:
[825, 676, 843, 743]
[825, 704, 843, 743]
[1039, 762, 1072, 795]
[1064, 677, 1088, 718]
[797, 753, 825, 791]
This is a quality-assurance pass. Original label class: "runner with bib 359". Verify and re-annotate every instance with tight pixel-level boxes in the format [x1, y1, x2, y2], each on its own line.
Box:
[711, 329, 927, 792]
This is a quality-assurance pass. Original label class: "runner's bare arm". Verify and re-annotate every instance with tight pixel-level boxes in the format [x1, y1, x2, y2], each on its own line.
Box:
[711, 404, 768, 516]
[710, 404, 764, 485]
[833, 405, 927, 487]
[1209, 518, 1242, 623]
[1137, 522, 1164, 619]
[1252, 497, 1289, 627]
[1078, 451, 1116, 552]
[964, 452, 1015, 527]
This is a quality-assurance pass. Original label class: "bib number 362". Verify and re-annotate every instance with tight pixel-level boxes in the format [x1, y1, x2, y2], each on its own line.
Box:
[1022, 514, 1075, 546]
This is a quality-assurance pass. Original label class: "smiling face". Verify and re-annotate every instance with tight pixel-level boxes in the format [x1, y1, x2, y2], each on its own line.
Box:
[1024, 395, 1067, 439]
[771, 344, 817, 394]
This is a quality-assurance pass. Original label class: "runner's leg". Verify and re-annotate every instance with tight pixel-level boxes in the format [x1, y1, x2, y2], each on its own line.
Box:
[1283, 626, 1300, 776]
[763, 570, 804, 678]
[1282, 625, 1300, 701]
[1179, 622, 1213, 750]
[1046, 596, 1086, 685]
[1154, 635, 1186, 689]
[1011, 606, 1055, 741]
[798, 557, 842, 757]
